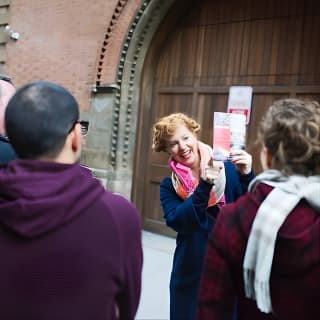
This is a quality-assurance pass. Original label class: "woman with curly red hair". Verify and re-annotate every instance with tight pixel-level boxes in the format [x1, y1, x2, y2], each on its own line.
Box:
[152, 113, 254, 320]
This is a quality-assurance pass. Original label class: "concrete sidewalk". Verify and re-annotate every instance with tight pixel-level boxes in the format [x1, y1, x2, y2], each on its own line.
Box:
[135, 231, 175, 320]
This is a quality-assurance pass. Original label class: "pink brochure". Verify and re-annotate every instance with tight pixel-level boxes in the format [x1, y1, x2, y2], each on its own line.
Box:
[213, 112, 246, 161]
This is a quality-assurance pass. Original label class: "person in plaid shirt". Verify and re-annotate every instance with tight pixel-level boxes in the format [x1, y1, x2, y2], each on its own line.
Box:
[197, 99, 320, 320]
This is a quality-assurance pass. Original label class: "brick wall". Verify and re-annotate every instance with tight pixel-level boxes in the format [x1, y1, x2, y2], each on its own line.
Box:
[4, 0, 139, 112]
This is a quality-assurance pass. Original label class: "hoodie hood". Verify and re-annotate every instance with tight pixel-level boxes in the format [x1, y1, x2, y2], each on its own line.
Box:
[0, 159, 105, 238]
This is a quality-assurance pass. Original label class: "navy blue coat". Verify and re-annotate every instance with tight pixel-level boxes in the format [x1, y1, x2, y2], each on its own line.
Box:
[160, 161, 254, 320]
[0, 135, 17, 164]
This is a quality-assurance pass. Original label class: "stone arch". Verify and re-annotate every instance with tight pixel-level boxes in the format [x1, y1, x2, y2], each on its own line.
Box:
[86, 0, 177, 198]
[94, 0, 128, 89]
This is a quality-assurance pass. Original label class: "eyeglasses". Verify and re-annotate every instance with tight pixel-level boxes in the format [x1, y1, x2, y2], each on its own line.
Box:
[0, 74, 13, 84]
[79, 121, 89, 136]
[68, 120, 89, 136]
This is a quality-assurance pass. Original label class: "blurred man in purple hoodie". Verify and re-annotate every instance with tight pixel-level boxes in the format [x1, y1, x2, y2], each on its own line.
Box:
[0, 80, 143, 320]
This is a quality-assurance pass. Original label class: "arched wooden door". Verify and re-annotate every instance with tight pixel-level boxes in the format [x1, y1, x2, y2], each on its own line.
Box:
[132, 0, 320, 237]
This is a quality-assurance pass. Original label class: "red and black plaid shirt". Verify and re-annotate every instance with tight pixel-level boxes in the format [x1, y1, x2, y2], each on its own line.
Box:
[197, 183, 320, 320]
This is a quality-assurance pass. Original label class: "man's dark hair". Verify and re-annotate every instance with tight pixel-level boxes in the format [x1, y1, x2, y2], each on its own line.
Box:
[5, 80, 79, 159]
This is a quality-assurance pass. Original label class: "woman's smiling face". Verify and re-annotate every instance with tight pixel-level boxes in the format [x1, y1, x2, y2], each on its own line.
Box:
[166, 125, 199, 169]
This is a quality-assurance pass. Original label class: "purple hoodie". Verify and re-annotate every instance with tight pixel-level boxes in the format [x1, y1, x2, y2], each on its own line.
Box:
[0, 159, 143, 320]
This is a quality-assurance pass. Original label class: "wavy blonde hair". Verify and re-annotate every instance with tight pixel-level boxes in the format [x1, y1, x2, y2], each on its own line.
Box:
[258, 98, 320, 176]
[152, 113, 200, 152]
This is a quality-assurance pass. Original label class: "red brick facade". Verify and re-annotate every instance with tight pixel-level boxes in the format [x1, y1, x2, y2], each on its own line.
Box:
[5, 0, 140, 112]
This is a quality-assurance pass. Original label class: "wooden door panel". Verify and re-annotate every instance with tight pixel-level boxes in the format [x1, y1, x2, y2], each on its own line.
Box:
[200, 22, 245, 86]
[299, 15, 320, 84]
[197, 94, 229, 145]
[247, 93, 290, 173]
[143, 162, 175, 237]
[156, 27, 202, 87]
[154, 93, 193, 115]
[296, 94, 320, 101]
[135, 0, 320, 236]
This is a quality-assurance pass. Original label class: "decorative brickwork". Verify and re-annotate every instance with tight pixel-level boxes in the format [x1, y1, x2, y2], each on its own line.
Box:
[95, 0, 128, 88]
[118, 1, 150, 168]
[101, 0, 175, 169]
[5, 0, 119, 111]
[89, 0, 175, 199]
[110, 0, 151, 168]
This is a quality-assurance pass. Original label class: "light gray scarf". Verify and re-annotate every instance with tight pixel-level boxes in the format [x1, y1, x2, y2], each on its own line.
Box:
[243, 169, 320, 313]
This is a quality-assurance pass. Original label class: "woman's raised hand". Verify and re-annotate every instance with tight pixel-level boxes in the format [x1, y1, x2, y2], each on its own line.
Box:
[202, 158, 223, 185]
[229, 149, 252, 175]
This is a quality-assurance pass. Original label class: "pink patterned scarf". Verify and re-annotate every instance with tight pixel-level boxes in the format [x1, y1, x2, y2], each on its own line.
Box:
[169, 141, 226, 207]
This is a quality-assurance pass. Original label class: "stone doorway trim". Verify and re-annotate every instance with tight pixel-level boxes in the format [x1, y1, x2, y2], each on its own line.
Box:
[89, 0, 176, 198]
